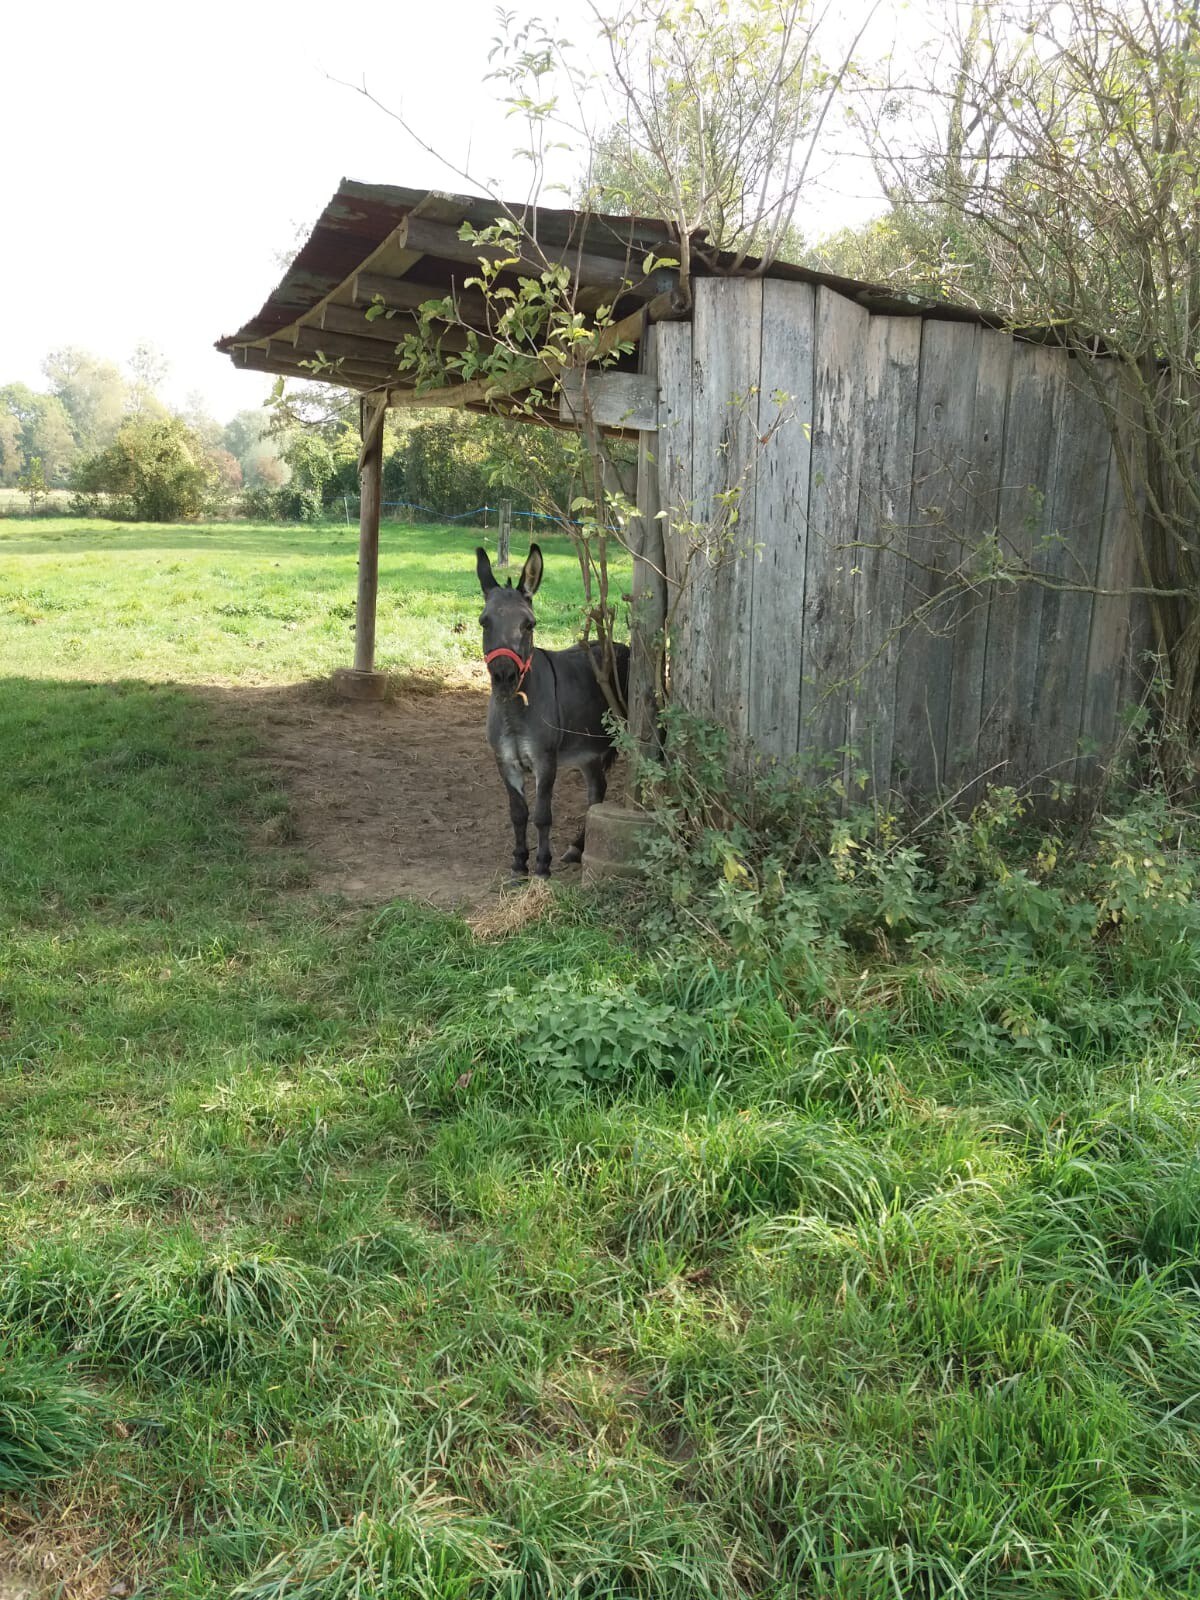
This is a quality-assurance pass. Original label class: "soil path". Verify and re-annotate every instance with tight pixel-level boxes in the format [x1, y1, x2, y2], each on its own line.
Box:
[228, 679, 609, 909]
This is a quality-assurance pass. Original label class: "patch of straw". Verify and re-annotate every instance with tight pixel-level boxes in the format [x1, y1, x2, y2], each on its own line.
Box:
[467, 876, 556, 940]
[0, 1494, 122, 1600]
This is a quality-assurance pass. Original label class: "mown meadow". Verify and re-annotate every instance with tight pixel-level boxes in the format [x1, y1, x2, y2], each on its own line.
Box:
[0, 517, 593, 687]
[2, 515, 1200, 1598]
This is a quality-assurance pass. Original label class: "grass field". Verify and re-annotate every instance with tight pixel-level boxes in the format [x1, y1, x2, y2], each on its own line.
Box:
[0, 517, 596, 687]
[3, 517, 1200, 1598]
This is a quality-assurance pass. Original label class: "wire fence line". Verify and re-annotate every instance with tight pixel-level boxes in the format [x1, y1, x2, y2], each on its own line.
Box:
[0, 487, 580, 530]
[373, 499, 580, 529]
[328, 496, 583, 531]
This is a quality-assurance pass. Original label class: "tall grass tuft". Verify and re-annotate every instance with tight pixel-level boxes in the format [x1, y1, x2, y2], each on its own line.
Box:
[0, 1339, 105, 1492]
[230, 1493, 508, 1600]
[0, 1236, 327, 1378]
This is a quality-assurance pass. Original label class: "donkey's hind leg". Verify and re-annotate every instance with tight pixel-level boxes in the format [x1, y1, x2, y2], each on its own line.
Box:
[561, 756, 609, 866]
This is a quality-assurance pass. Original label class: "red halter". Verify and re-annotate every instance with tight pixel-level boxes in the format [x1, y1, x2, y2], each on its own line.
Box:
[484, 646, 533, 699]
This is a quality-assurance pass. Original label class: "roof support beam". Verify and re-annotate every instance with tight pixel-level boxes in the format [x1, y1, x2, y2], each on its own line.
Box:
[295, 321, 473, 362]
[291, 327, 402, 365]
[316, 302, 485, 346]
[266, 339, 396, 380]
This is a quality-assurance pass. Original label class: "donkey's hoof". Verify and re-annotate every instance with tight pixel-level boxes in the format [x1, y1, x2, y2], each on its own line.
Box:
[534, 865, 552, 879]
[561, 845, 583, 865]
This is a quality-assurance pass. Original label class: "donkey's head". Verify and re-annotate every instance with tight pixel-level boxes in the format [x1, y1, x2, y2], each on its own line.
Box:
[476, 544, 544, 693]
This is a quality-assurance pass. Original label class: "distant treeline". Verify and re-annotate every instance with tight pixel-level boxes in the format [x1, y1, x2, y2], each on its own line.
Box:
[1, 348, 614, 525]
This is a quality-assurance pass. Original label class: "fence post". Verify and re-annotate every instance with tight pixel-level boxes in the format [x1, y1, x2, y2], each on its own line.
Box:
[497, 499, 512, 568]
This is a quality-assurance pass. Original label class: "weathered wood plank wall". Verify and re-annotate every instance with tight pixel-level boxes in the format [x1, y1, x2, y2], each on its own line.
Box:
[657, 278, 1146, 796]
[750, 281, 815, 759]
[850, 316, 921, 792]
[801, 289, 870, 771]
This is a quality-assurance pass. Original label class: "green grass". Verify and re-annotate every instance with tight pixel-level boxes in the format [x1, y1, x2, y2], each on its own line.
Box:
[2, 519, 1200, 1597]
[0, 516, 598, 686]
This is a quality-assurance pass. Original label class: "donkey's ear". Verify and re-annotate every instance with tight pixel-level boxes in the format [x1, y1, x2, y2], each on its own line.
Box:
[476, 547, 499, 594]
[518, 543, 544, 597]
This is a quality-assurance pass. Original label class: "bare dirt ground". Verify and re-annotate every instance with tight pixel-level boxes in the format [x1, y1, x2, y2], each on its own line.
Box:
[220, 678, 610, 909]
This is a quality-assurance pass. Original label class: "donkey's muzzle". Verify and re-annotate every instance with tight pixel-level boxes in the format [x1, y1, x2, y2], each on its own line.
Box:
[483, 646, 531, 695]
[487, 656, 519, 689]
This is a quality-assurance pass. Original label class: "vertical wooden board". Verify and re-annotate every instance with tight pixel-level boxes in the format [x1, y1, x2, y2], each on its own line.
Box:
[655, 320, 694, 711]
[977, 342, 1063, 785]
[891, 320, 980, 795]
[688, 278, 764, 735]
[628, 326, 666, 766]
[1025, 354, 1111, 793]
[799, 286, 870, 769]
[748, 280, 815, 759]
[943, 329, 1014, 798]
[1110, 366, 1154, 722]
[849, 316, 922, 796]
[1079, 363, 1146, 785]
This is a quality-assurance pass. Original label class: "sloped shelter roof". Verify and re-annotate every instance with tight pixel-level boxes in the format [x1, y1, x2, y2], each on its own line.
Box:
[216, 178, 1033, 423]
[216, 179, 690, 423]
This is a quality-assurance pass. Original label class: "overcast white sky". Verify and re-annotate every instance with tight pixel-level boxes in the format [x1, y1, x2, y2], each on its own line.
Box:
[3, 0, 896, 422]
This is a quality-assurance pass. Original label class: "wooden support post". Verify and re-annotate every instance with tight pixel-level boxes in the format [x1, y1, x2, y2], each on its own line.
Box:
[497, 499, 512, 568]
[355, 397, 384, 672]
[627, 325, 666, 784]
[334, 396, 388, 700]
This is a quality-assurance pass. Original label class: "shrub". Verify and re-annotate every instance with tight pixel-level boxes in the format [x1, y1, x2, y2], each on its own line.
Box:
[630, 708, 1200, 997]
[72, 415, 215, 521]
[279, 433, 336, 522]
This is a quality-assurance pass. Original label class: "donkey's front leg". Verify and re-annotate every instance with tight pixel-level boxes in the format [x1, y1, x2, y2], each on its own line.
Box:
[531, 752, 558, 878]
[497, 755, 529, 879]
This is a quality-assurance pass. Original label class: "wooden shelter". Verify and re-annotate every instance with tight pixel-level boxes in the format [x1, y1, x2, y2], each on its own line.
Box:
[216, 179, 687, 713]
[218, 178, 1148, 796]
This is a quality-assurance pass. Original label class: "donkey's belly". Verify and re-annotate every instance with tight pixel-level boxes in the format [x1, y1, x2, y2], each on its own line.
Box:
[493, 729, 605, 781]
[558, 735, 609, 769]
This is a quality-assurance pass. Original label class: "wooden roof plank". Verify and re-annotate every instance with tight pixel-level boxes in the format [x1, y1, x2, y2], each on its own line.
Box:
[351, 271, 490, 323]
[396, 213, 647, 290]
[236, 343, 389, 390]
[219, 178, 1111, 426]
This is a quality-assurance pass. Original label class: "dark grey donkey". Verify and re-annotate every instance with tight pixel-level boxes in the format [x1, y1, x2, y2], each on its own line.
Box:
[476, 543, 629, 879]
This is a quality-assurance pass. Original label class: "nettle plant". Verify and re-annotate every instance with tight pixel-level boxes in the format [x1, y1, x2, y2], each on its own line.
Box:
[628, 706, 1200, 988]
[488, 974, 710, 1097]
